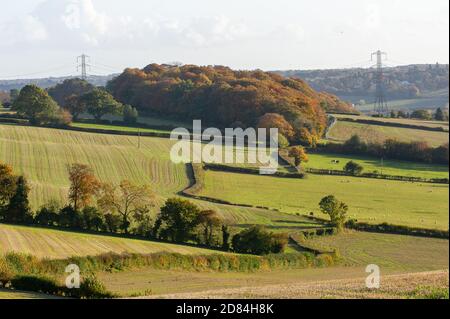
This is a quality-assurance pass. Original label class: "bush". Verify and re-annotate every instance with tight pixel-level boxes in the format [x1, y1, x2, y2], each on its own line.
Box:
[34, 200, 61, 226]
[232, 226, 288, 255]
[10, 275, 61, 295]
[344, 161, 364, 175]
[71, 275, 116, 299]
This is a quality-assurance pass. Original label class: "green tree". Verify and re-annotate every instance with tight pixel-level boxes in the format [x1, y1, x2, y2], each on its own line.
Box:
[80, 88, 122, 121]
[154, 198, 201, 243]
[344, 161, 364, 175]
[64, 94, 85, 121]
[9, 89, 19, 104]
[123, 105, 138, 124]
[5, 176, 32, 224]
[434, 108, 447, 121]
[12, 85, 64, 125]
[196, 210, 223, 246]
[319, 195, 348, 232]
[221, 225, 231, 251]
[411, 109, 432, 120]
[48, 78, 94, 107]
[232, 226, 288, 255]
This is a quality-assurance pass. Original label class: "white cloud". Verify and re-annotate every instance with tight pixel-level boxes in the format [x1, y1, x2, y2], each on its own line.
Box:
[1, 0, 252, 50]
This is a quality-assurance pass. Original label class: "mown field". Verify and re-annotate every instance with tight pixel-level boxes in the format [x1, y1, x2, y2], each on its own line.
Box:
[70, 122, 172, 134]
[305, 231, 449, 270]
[198, 170, 449, 230]
[0, 123, 321, 230]
[328, 121, 449, 147]
[333, 114, 449, 130]
[304, 152, 449, 179]
[0, 224, 220, 259]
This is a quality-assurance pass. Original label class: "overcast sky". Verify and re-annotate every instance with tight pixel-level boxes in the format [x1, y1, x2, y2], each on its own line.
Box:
[0, 0, 448, 79]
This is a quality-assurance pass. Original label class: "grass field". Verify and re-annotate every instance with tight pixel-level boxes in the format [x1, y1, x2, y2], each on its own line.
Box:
[0, 223, 220, 259]
[198, 170, 449, 230]
[305, 231, 449, 270]
[70, 122, 172, 134]
[0, 123, 188, 207]
[328, 120, 449, 147]
[333, 114, 449, 130]
[304, 152, 449, 179]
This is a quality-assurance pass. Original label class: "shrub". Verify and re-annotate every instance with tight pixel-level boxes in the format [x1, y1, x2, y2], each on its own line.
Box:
[10, 275, 61, 295]
[232, 226, 288, 255]
[344, 161, 364, 175]
[72, 275, 116, 299]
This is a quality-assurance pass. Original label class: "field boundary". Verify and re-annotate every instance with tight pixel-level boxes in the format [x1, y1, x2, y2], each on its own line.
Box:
[304, 167, 449, 184]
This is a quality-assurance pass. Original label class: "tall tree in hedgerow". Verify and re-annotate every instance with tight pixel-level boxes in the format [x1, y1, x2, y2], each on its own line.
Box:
[154, 198, 200, 243]
[68, 164, 100, 212]
[319, 195, 348, 232]
[5, 176, 32, 224]
[0, 162, 17, 208]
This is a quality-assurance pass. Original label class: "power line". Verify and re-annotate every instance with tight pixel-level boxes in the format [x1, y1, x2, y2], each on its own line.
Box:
[0, 64, 75, 79]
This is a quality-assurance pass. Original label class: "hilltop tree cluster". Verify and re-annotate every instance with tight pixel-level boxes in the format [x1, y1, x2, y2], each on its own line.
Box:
[107, 64, 354, 145]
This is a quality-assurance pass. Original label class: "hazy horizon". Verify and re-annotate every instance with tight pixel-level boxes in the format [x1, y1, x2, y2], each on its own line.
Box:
[1, 0, 449, 79]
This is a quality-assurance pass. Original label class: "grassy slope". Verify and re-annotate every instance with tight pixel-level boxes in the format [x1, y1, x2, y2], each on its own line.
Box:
[328, 121, 449, 147]
[304, 152, 449, 179]
[0, 223, 220, 259]
[199, 170, 449, 230]
[306, 231, 449, 271]
[70, 122, 171, 134]
[0, 123, 317, 230]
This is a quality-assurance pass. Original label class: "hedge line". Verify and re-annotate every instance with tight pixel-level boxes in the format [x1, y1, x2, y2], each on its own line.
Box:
[345, 221, 449, 239]
[204, 163, 306, 179]
[304, 168, 449, 184]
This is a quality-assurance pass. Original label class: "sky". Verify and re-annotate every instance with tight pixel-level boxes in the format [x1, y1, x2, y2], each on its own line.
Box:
[0, 0, 449, 79]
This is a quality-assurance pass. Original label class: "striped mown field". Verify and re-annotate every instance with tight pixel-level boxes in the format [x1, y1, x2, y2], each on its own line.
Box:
[0, 123, 189, 208]
[328, 121, 449, 147]
[0, 224, 220, 259]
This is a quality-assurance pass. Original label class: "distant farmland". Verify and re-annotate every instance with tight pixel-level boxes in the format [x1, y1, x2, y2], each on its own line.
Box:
[328, 121, 449, 147]
[198, 170, 449, 230]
